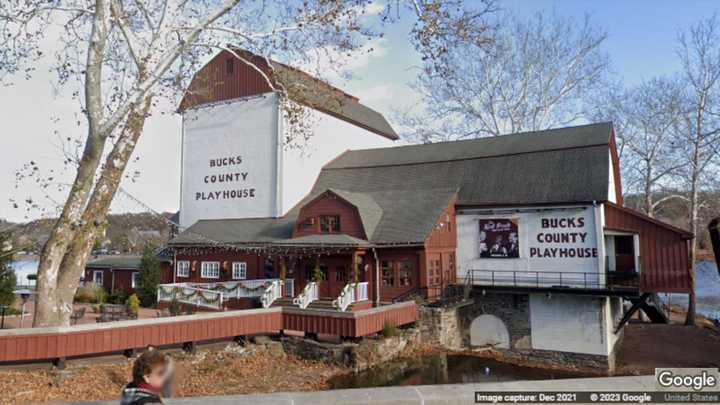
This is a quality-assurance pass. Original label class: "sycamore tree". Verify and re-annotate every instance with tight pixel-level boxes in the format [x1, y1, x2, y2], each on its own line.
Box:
[400, 10, 609, 142]
[589, 77, 685, 218]
[1, 0, 495, 327]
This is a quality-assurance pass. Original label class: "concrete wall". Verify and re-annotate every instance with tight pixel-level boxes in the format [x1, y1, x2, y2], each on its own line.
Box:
[529, 294, 607, 356]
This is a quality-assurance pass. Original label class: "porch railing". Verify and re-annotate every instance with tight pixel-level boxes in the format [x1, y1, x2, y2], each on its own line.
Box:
[157, 283, 224, 310]
[293, 282, 318, 309]
[260, 280, 282, 308]
[333, 282, 370, 312]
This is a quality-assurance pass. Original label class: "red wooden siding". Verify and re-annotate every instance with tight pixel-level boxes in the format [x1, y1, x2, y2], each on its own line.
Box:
[173, 250, 269, 283]
[180, 50, 274, 111]
[293, 192, 366, 239]
[0, 303, 416, 363]
[423, 195, 458, 291]
[84, 267, 138, 294]
[604, 203, 692, 293]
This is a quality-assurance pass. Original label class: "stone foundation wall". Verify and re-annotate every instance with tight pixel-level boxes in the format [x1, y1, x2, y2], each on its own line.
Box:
[281, 328, 420, 371]
[458, 292, 531, 349]
[416, 292, 614, 372]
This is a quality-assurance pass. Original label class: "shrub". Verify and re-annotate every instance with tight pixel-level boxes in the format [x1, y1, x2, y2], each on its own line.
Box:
[137, 246, 161, 307]
[127, 294, 140, 315]
[74, 283, 107, 303]
[381, 321, 399, 338]
[108, 290, 129, 305]
[168, 298, 181, 316]
[0, 230, 17, 307]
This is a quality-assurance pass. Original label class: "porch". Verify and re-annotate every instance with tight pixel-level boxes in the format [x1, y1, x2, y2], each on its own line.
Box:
[156, 277, 370, 312]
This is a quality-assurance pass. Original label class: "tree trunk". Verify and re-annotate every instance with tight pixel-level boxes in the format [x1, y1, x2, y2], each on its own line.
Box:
[34, 96, 152, 327]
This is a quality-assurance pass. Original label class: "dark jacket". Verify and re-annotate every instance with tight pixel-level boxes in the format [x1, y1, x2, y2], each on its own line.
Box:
[120, 382, 163, 405]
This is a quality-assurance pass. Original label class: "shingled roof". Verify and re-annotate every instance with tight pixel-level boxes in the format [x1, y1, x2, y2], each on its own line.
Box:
[170, 122, 615, 247]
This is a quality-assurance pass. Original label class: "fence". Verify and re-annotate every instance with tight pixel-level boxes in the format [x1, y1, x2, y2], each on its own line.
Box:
[0, 301, 417, 364]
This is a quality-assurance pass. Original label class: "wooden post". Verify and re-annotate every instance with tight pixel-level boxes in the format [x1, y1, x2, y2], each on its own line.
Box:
[52, 357, 66, 370]
[709, 218, 720, 273]
[234, 335, 247, 346]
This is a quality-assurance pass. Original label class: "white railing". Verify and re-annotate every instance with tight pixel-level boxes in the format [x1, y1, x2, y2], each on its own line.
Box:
[201, 279, 277, 300]
[292, 282, 318, 309]
[332, 282, 370, 312]
[260, 280, 282, 308]
[157, 283, 224, 310]
[356, 281, 369, 301]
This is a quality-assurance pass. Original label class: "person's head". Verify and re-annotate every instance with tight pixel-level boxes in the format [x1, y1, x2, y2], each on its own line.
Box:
[133, 350, 169, 388]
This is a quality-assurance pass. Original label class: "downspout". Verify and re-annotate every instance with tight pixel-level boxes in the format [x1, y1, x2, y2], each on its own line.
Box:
[372, 248, 380, 307]
[173, 250, 177, 284]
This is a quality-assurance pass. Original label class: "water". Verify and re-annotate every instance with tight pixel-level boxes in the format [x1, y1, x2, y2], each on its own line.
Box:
[663, 261, 720, 320]
[329, 354, 588, 389]
[8, 260, 38, 288]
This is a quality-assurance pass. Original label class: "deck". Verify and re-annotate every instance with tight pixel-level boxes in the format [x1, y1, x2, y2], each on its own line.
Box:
[0, 301, 417, 364]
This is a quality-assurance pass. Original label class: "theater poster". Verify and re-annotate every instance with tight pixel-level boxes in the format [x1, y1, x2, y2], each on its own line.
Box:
[478, 219, 520, 259]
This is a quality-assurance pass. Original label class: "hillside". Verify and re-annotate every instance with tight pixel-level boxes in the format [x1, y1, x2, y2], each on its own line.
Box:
[3, 212, 177, 255]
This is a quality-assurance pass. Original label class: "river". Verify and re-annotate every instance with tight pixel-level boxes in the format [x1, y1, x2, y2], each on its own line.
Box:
[329, 353, 590, 389]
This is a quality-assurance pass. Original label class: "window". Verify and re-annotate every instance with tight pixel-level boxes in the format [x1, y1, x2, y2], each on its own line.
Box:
[297, 217, 315, 230]
[399, 261, 413, 287]
[320, 215, 341, 232]
[226, 58, 234, 75]
[201, 261, 220, 279]
[381, 260, 394, 286]
[176, 260, 190, 278]
[131, 272, 141, 289]
[232, 262, 247, 280]
[93, 270, 104, 285]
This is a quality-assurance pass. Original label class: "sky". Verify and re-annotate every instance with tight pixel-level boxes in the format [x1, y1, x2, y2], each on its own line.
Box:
[2, 0, 720, 223]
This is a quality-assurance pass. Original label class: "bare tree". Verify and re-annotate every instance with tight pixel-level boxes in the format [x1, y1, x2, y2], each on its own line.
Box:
[400, 11, 610, 142]
[1, 0, 496, 327]
[675, 15, 720, 325]
[589, 77, 685, 217]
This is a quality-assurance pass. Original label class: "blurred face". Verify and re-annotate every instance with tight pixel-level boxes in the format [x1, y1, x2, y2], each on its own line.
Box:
[479, 231, 487, 241]
[144, 364, 169, 388]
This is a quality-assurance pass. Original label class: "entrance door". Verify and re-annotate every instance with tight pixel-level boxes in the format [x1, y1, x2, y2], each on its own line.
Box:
[318, 264, 330, 297]
[330, 265, 348, 298]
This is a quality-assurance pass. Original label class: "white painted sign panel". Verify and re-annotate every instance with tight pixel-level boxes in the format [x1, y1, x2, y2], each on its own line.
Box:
[457, 206, 600, 287]
[180, 93, 281, 229]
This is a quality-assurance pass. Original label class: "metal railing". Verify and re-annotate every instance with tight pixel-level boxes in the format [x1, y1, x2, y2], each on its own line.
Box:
[333, 282, 370, 312]
[292, 282, 318, 309]
[466, 269, 605, 289]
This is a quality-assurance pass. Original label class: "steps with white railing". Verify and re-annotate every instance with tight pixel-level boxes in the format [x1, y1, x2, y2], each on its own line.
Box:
[332, 282, 370, 312]
[292, 282, 319, 309]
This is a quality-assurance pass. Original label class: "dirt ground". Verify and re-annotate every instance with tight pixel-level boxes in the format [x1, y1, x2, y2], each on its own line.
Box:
[0, 343, 346, 405]
[616, 322, 720, 374]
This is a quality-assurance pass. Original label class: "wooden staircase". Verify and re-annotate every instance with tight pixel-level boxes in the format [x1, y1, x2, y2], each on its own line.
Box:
[272, 297, 368, 311]
[271, 297, 296, 308]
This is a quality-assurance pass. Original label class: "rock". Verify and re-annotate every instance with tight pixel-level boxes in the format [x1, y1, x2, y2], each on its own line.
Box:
[50, 369, 72, 387]
[252, 335, 272, 345]
[266, 341, 286, 358]
[514, 335, 532, 349]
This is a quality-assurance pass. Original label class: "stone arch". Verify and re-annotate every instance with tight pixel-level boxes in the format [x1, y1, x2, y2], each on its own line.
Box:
[469, 314, 510, 348]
